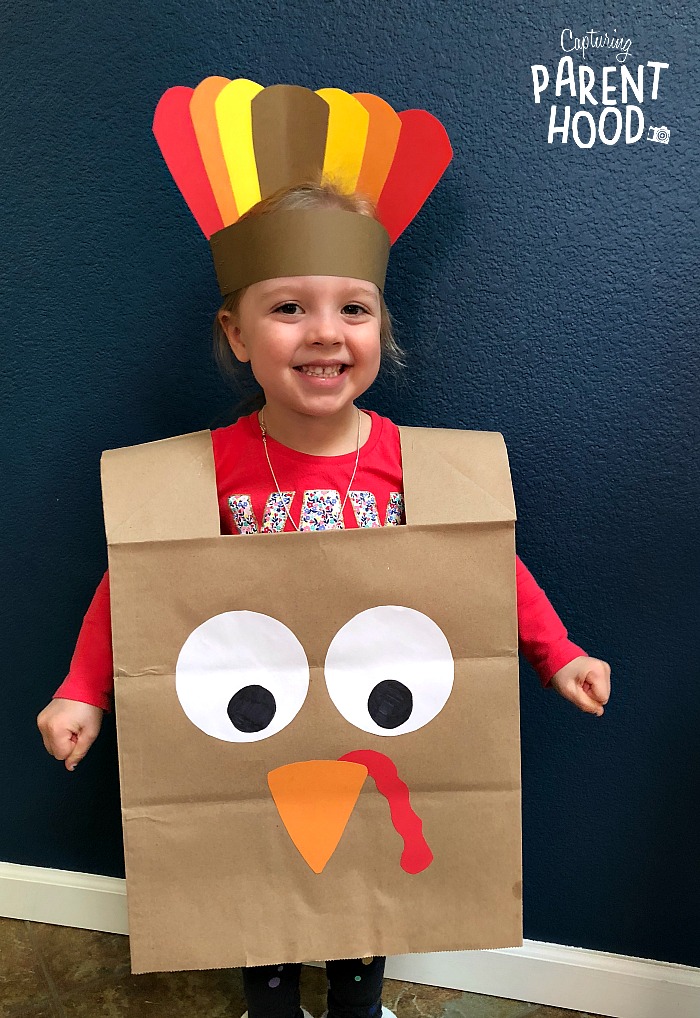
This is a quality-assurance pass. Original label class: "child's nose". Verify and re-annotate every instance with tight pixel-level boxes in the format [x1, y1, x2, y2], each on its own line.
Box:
[306, 312, 341, 344]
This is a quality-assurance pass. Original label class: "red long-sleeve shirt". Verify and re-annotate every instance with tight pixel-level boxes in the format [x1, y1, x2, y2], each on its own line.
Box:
[55, 412, 585, 711]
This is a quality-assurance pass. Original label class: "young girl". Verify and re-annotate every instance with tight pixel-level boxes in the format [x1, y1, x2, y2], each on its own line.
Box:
[37, 175, 610, 1018]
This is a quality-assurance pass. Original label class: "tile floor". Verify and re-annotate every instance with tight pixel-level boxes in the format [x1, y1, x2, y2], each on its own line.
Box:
[0, 917, 602, 1018]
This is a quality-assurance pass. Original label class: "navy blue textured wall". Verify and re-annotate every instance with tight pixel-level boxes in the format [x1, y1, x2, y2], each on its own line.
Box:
[3, 0, 699, 967]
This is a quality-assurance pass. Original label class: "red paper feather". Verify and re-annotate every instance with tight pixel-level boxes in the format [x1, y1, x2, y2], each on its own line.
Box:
[376, 109, 453, 243]
[152, 86, 224, 239]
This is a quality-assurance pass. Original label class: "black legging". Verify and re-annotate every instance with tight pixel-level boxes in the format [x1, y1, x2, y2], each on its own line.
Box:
[242, 956, 386, 1018]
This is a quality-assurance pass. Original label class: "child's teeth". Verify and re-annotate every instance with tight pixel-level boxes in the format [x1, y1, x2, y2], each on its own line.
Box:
[301, 365, 342, 377]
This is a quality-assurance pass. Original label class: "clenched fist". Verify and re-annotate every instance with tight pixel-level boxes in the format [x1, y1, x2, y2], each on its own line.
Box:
[37, 698, 104, 770]
[549, 657, 611, 716]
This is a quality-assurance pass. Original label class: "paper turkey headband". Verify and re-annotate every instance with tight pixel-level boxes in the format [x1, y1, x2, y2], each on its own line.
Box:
[152, 77, 453, 294]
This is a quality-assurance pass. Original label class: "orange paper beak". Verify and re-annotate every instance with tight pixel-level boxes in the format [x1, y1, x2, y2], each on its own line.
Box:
[268, 760, 368, 873]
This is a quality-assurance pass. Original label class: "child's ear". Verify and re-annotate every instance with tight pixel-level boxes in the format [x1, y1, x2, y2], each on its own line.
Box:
[219, 311, 250, 364]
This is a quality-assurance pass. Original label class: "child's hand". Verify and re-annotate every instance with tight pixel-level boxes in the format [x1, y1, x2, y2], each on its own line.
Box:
[37, 698, 104, 770]
[549, 657, 611, 716]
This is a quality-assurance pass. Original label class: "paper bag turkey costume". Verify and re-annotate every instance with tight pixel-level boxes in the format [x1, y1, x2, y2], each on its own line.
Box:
[101, 77, 522, 973]
[102, 426, 521, 973]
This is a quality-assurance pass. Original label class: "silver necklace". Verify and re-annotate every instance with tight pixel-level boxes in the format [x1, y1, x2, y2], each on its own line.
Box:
[259, 406, 362, 533]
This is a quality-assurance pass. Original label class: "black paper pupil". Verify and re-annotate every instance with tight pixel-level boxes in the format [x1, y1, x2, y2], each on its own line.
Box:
[367, 679, 413, 730]
[227, 685, 276, 733]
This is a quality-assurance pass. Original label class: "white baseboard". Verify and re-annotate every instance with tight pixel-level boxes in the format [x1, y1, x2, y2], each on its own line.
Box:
[384, 943, 700, 1018]
[1, 861, 699, 1018]
[0, 861, 128, 935]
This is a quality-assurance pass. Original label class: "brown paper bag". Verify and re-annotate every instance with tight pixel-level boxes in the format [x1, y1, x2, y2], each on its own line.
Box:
[102, 426, 522, 973]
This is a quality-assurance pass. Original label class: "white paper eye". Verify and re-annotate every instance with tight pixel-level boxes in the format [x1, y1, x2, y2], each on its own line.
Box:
[175, 611, 310, 743]
[324, 606, 454, 737]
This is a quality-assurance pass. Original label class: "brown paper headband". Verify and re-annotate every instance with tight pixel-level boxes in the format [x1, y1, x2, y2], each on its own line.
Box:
[153, 79, 452, 292]
[209, 208, 390, 294]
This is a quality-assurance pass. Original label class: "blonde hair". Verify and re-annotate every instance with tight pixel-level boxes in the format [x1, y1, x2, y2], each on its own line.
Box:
[212, 183, 404, 403]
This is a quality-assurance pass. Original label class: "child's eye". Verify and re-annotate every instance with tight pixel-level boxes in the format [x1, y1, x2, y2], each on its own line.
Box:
[342, 303, 369, 316]
[273, 302, 303, 315]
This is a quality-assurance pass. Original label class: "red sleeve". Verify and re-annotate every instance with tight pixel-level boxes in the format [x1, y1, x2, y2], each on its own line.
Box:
[516, 556, 586, 686]
[53, 571, 114, 711]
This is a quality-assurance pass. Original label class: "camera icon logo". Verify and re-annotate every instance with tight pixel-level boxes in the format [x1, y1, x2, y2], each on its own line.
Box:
[647, 125, 670, 144]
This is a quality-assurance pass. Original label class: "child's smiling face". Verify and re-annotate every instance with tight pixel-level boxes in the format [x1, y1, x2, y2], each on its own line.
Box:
[221, 275, 382, 421]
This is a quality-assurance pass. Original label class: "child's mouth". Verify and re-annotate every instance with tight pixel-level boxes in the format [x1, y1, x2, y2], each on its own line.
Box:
[295, 365, 347, 378]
